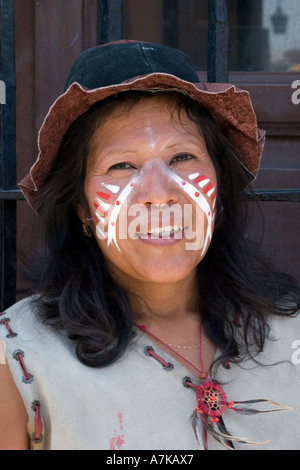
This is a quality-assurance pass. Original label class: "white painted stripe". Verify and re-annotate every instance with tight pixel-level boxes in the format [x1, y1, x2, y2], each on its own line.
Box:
[102, 183, 120, 194]
[188, 172, 199, 180]
[198, 178, 210, 188]
[95, 198, 111, 211]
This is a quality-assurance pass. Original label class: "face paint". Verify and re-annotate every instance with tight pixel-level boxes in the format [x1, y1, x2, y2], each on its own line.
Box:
[94, 192, 113, 240]
[170, 171, 216, 253]
[94, 183, 120, 240]
[93, 168, 216, 254]
[188, 172, 216, 210]
[93, 179, 138, 251]
[106, 178, 139, 251]
[102, 183, 121, 194]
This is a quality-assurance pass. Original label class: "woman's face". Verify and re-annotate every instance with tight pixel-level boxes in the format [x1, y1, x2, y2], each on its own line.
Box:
[80, 96, 217, 286]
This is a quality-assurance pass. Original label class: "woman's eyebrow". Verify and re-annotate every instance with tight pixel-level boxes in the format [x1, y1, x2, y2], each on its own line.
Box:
[94, 148, 139, 161]
[91, 138, 206, 166]
[163, 139, 207, 150]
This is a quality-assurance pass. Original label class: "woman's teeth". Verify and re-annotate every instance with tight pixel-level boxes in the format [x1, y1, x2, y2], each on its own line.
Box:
[140, 225, 183, 237]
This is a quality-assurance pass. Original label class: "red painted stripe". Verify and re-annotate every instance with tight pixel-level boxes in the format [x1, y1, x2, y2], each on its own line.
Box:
[97, 206, 106, 217]
[96, 191, 110, 200]
[194, 175, 206, 184]
[202, 182, 213, 194]
[94, 201, 106, 216]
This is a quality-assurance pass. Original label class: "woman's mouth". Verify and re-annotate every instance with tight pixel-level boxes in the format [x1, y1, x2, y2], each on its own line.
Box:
[138, 224, 184, 238]
[136, 225, 187, 246]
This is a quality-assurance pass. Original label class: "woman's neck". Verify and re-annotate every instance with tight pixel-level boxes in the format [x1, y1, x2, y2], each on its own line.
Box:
[128, 271, 200, 324]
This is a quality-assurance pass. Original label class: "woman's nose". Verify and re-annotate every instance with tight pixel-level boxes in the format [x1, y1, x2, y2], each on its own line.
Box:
[133, 161, 179, 207]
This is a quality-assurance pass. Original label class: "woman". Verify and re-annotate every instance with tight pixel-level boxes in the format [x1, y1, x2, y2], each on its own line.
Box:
[0, 40, 299, 450]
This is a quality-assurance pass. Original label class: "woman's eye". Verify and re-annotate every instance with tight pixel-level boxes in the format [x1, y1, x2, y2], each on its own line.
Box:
[109, 162, 135, 170]
[171, 154, 194, 163]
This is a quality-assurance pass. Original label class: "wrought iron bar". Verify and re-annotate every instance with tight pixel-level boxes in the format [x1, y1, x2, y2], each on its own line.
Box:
[207, 0, 230, 82]
[0, 189, 25, 200]
[99, 0, 122, 44]
[246, 189, 300, 203]
[0, 0, 17, 310]
[0, 188, 299, 203]
[163, 0, 179, 49]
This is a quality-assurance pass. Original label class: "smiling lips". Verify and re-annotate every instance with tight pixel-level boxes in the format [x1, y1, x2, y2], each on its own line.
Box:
[137, 224, 184, 238]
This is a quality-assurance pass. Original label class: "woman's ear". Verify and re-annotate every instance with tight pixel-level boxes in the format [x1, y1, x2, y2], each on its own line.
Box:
[76, 202, 87, 224]
[75, 202, 94, 237]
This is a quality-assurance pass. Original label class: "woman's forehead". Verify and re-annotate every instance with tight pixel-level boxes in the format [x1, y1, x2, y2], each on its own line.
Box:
[89, 95, 205, 158]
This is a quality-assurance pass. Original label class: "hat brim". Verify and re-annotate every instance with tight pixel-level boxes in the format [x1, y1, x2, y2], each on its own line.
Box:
[19, 73, 265, 211]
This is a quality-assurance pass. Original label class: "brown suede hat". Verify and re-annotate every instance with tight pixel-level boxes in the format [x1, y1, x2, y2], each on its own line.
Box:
[19, 40, 265, 212]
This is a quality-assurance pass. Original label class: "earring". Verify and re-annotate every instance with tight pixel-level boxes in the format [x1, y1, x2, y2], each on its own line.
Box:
[82, 222, 92, 237]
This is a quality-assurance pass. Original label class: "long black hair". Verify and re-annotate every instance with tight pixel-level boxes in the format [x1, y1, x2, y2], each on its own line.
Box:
[20, 91, 300, 373]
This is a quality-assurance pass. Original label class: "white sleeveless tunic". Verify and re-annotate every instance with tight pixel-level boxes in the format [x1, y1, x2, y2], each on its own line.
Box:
[1, 297, 300, 450]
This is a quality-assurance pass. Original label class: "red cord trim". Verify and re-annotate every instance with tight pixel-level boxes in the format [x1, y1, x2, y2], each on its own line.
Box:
[184, 379, 198, 390]
[13, 350, 34, 383]
[135, 321, 207, 378]
[31, 401, 43, 442]
[0, 318, 17, 337]
[144, 346, 173, 370]
[1, 314, 43, 443]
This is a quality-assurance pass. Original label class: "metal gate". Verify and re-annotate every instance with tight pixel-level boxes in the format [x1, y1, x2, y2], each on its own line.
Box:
[0, 0, 299, 310]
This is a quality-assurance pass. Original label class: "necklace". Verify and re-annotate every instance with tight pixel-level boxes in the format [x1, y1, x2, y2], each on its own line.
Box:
[165, 342, 201, 350]
[134, 318, 292, 450]
[134, 319, 233, 449]
[134, 319, 208, 379]
[134, 321, 208, 351]
[165, 334, 208, 350]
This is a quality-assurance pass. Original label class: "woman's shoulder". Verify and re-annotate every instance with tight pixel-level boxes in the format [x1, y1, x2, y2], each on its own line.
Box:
[267, 311, 300, 364]
[0, 296, 46, 342]
[0, 296, 70, 363]
[1, 295, 37, 316]
[269, 310, 300, 342]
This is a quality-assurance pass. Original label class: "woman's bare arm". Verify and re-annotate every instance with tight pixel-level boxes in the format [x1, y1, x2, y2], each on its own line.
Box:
[0, 341, 29, 450]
